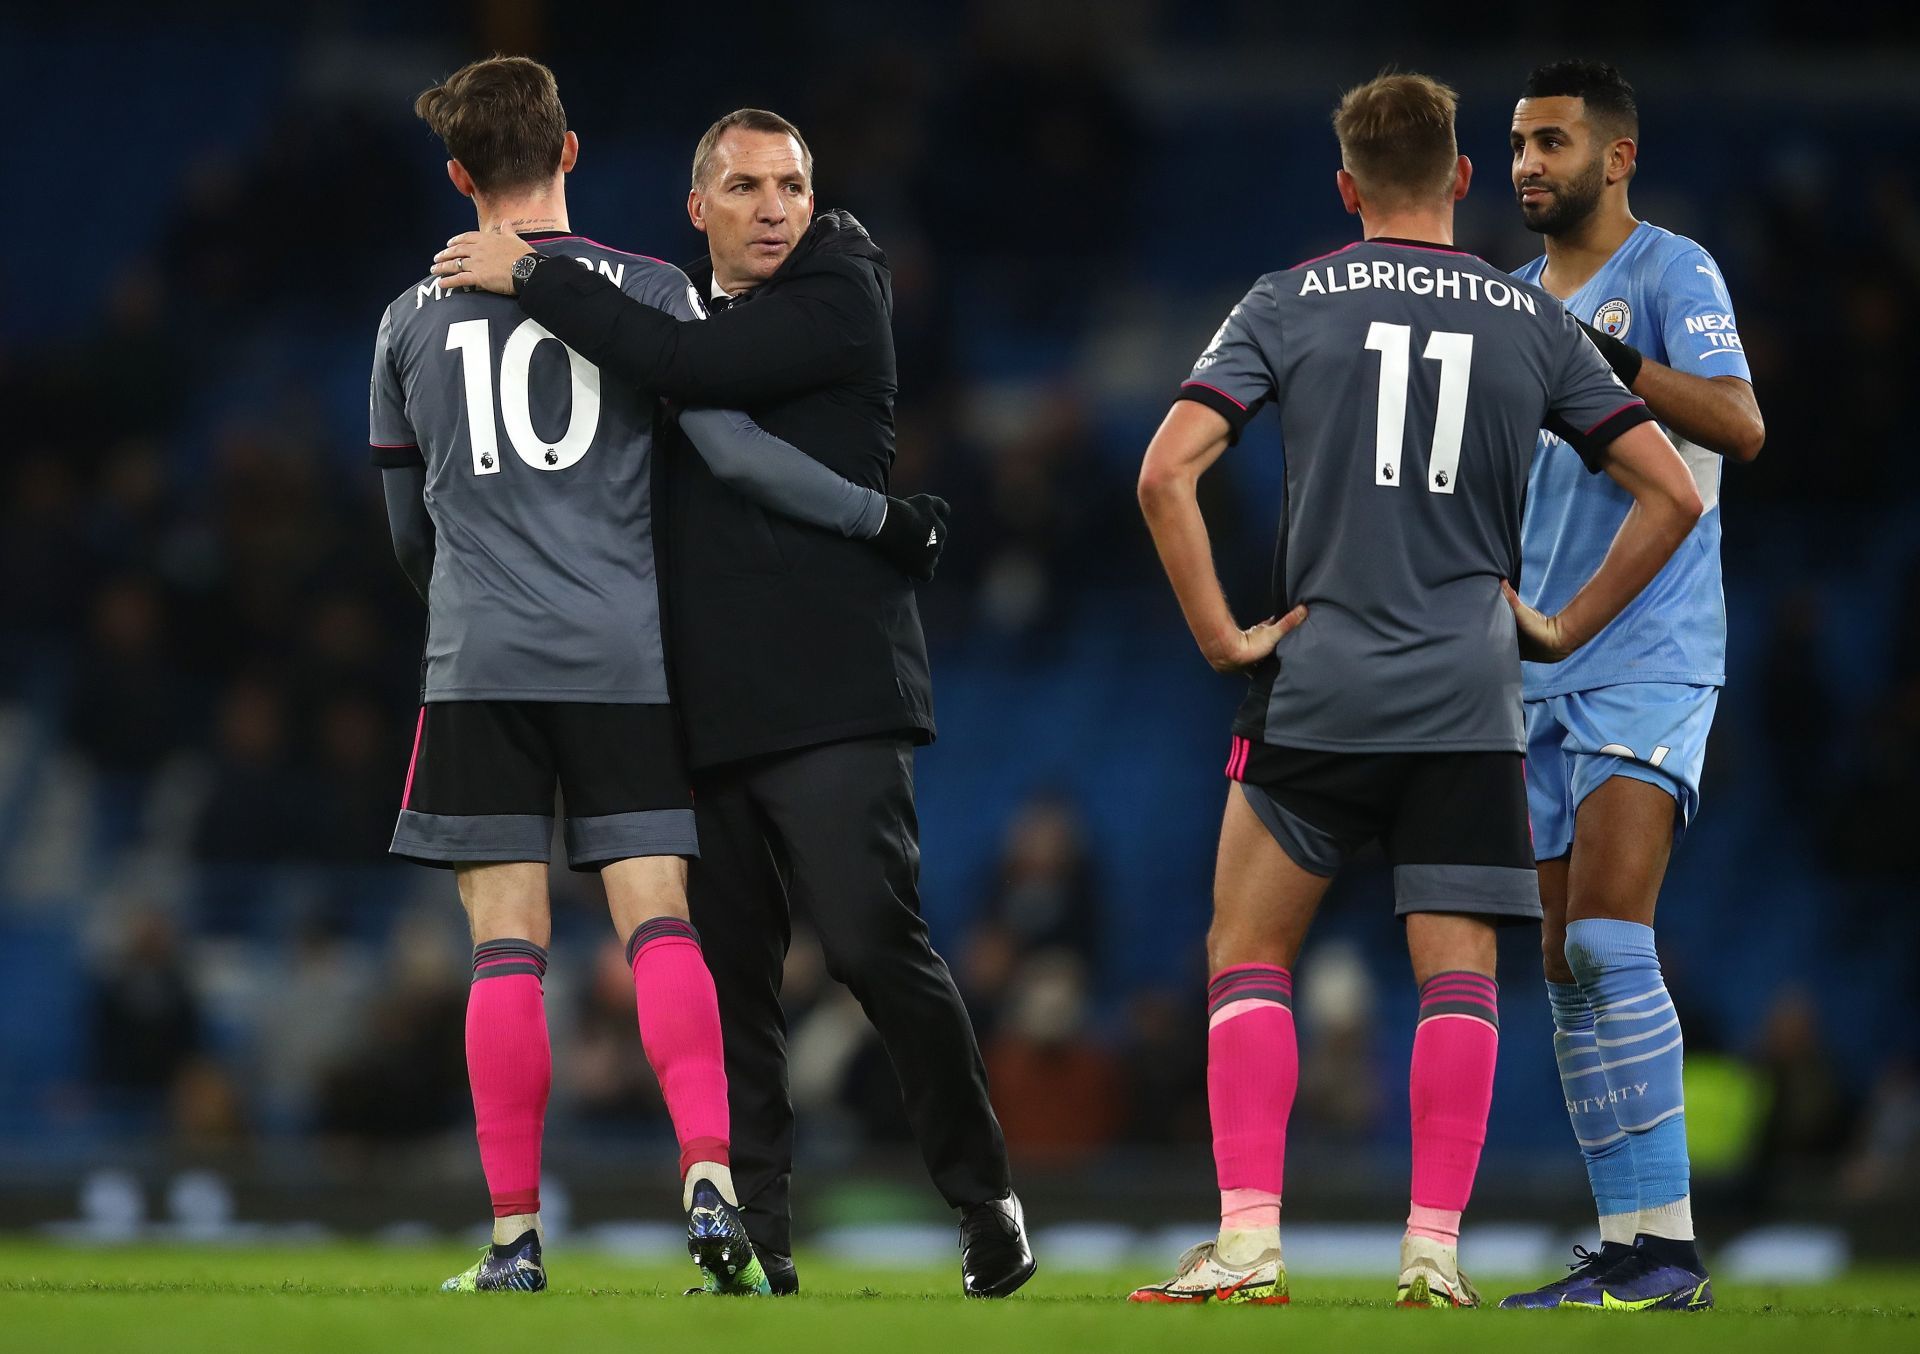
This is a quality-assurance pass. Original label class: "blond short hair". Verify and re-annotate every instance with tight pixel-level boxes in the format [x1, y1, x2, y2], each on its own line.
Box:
[1332, 72, 1460, 206]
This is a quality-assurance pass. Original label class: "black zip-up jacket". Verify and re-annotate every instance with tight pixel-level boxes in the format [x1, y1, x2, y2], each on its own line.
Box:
[517, 211, 935, 769]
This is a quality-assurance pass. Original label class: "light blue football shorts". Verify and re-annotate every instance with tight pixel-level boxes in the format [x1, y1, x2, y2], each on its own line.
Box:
[1523, 682, 1720, 861]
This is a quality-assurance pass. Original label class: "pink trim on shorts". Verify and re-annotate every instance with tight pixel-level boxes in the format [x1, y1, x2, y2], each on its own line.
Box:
[401, 706, 426, 809]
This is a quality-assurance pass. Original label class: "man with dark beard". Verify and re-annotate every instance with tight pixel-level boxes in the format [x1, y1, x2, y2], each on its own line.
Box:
[1500, 60, 1766, 1314]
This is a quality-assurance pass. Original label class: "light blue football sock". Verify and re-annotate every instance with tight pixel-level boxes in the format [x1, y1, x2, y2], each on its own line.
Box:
[1564, 918, 1693, 1240]
[1547, 980, 1639, 1243]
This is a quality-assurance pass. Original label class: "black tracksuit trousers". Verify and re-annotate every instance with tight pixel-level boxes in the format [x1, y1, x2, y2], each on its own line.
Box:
[686, 735, 1011, 1257]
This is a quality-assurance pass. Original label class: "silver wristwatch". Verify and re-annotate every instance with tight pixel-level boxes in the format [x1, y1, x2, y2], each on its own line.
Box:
[509, 252, 544, 296]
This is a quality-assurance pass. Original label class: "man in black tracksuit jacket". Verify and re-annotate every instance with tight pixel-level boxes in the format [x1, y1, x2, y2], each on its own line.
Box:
[462, 113, 1032, 1298]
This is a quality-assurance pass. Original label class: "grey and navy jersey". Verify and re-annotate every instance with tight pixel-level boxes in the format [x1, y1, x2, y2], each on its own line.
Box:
[370, 232, 709, 703]
[1179, 238, 1652, 753]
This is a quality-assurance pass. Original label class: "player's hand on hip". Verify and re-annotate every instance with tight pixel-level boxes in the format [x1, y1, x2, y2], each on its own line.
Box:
[431, 230, 534, 296]
[1205, 605, 1307, 673]
[1503, 580, 1572, 663]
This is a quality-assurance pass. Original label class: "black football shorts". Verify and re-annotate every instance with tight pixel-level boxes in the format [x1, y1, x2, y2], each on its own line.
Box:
[1226, 735, 1539, 924]
[391, 701, 696, 871]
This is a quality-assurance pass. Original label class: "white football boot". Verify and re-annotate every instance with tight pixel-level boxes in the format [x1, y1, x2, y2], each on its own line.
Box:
[1395, 1232, 1481, 1308]
[1127, 1240, 1287, 1305]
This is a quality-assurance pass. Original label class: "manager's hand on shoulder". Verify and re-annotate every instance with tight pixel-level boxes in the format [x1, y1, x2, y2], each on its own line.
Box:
[871, 494, 951, 582]
[431, 229, 534, 297]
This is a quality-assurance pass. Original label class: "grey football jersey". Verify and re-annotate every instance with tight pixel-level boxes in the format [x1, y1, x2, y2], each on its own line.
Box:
[1179, 238, 1652, 753]
[370, 233, 713, 703]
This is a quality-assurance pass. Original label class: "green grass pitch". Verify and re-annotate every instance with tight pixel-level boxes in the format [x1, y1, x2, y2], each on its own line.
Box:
[2, 1242, 1913, 1353]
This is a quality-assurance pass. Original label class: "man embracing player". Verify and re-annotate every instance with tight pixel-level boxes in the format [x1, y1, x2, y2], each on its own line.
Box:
[373, 57, 933, 1296]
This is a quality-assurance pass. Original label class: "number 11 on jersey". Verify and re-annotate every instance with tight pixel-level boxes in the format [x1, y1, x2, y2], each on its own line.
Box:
[1364, 322, 1474, 495]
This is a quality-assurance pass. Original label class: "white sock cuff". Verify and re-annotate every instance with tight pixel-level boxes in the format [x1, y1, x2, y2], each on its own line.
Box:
[1637, 1196, 1695, 1242]
[683, 1160, 738, 1212]
[1598, 1211, 1638, 1247]
[493, 1212, 542, 1246]
[1215, 1226, 1281, 1267]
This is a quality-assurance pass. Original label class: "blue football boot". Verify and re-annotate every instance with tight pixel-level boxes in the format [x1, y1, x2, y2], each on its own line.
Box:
[686, 1179, 771, 1295]
[441, 1228, 546, 1293]
[1498, 1241, 1634, 1310]
[1561, 1238, 1713, 1312]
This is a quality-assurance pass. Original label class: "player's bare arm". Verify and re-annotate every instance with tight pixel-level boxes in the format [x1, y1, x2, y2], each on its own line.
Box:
[1504, 419, 1702, 662]
[1573, 306, 1764, 459]
[1138, 400, 1307, 673]
[1624, 363, 1764, 461]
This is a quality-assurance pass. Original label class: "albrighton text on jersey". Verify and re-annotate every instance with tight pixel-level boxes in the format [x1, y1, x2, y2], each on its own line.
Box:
[1298, 257, 1540, 313]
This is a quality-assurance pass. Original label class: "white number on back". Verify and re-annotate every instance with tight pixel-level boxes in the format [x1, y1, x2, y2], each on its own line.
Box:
[1364, 322, 1475, 494]
[446, 317, 603, 476]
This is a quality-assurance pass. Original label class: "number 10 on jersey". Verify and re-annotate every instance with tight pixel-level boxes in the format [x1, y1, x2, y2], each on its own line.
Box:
[446, 317, 603, 475]
[1364, 322, 1474, 495]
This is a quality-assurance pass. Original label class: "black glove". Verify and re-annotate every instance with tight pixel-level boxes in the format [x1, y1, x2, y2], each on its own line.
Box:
[871, 493, 951, 581]
[1577, 318, 1643, 389]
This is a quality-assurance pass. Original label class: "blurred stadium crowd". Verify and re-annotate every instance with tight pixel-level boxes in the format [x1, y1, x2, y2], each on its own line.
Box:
[3, 3, 1919, 1230]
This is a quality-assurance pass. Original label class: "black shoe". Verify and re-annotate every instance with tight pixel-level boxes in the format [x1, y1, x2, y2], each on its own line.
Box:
[759, 1250, 800, 1296]
[958, 1192, 1036, 1298]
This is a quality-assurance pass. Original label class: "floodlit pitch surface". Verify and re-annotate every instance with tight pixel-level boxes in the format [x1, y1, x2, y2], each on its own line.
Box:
[2, 1243, 1913, 1353]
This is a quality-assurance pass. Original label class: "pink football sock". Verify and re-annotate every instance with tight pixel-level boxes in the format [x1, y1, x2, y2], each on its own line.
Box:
[466, 939, 552, 1219]
[627, 918, 731, 1176]
[1407, 970, 1500, 1246]
[1207, 964, 1297, 1232]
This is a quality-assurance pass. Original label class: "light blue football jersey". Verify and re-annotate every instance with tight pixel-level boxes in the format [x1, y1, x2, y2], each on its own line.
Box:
[1514, 221, 1751, 699]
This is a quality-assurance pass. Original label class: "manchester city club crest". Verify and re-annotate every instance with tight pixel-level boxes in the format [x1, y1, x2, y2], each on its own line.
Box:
[1593, 298, 1632, 338]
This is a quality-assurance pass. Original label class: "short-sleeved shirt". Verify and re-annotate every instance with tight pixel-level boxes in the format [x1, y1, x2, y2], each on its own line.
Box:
[1180, 237, 1650, 753]
[1513, 222, 1750, 700]
[369, 231, 709, 703]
